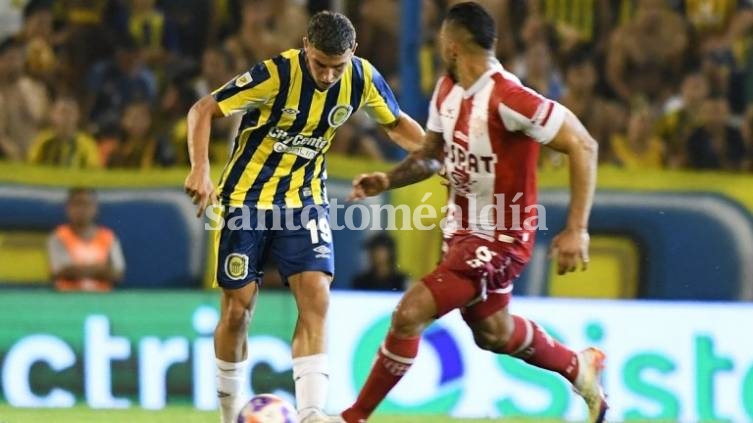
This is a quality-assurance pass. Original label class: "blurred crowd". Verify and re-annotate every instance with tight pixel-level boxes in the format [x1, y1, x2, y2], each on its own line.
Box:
[1, 0, 753, 171]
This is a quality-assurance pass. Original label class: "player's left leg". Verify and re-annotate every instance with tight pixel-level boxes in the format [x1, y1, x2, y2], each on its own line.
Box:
[340, 281, 438, 423]
[271, 206, 337, 422]
[463, 298, 608, 423]
[288, 270, 333, 422]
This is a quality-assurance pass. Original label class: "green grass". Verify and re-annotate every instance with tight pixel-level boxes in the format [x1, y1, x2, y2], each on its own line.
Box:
[0, 405, 560, 423]
[0, 405, 698, 423]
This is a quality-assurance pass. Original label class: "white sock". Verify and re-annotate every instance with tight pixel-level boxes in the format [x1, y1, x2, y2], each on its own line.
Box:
[292, 353, 329, 420]
[216, 358, 248, 423]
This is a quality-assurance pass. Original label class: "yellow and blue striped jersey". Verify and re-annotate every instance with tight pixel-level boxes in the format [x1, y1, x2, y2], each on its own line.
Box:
[212, 48, 400, 209]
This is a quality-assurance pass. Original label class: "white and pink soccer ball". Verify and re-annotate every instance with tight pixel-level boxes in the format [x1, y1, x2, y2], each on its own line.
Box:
[237, 394, 298, 423]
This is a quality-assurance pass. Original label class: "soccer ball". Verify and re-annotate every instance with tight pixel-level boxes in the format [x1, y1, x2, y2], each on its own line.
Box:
[237, 394, 298, 423]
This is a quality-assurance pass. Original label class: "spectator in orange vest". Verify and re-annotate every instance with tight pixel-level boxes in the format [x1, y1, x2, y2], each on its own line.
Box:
[47, 187, 125, 292]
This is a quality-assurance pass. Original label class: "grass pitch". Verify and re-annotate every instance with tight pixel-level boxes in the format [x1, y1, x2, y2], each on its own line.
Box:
[0, 405, 562, 423]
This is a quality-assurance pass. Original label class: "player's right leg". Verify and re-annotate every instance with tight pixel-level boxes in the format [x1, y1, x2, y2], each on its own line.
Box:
[215, 284, 258, 423]
[211, 206, 268, 423]
[268, 205, 336, 422]
[463, 292, 608, 422]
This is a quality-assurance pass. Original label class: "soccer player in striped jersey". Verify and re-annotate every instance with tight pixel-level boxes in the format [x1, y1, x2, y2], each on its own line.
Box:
[184, 11, 424, 423]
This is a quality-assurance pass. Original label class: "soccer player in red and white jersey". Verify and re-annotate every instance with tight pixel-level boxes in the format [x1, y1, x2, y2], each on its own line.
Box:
[338, 3, 607, 423]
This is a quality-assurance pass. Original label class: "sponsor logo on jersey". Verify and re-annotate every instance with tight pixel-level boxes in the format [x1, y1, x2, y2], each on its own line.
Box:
[282, 107, 300, 115]
[445, 143, 497, 174]
[225, 253, 249, 280]
[268, 126, 329, 160]
[327, 104, 353, 128]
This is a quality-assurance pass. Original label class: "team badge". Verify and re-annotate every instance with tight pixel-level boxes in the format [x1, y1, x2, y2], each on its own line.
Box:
[225, 253, 249, 280]
[234, 72, 253, 88]
[327, 104, 353, 128]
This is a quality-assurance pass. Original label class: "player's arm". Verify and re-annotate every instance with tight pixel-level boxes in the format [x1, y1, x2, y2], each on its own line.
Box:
[347, 130, 443, 200]
[546, 110, 598, 275]
[349, 73, 449, 200]
[184, 63, 274, 216]
[362, 60, 423, 152]
[185, 95, 222, 216]
[499, 85, 597, 275]
[380, 112, 425, 153]
[385, 130, 444, 188]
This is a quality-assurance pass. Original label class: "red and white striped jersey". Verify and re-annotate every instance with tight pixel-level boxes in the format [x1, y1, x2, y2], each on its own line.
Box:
[427, 64, 567, 261]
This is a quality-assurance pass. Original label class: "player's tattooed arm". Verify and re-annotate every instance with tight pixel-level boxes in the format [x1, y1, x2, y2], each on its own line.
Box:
[386, 130, 444, 189]
[348, 131, 443, 200]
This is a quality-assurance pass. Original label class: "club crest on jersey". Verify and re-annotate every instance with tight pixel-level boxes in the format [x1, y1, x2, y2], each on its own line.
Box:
[328, 104, 353, 128]
[234, 72, 253, 88]
[225, 253, 248, 280]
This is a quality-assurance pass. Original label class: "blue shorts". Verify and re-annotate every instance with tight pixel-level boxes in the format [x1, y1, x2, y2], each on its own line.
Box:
[211, 205, 334, 289]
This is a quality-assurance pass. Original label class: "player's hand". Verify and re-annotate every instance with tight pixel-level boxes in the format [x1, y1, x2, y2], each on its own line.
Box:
[549, 228, 590, 275]
[184, 167, 218, 218]
[347, 172, 389, 201]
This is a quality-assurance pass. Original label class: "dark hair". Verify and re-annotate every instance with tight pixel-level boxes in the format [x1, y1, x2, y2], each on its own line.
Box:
[444, 2, 496, 50]
[364, 232, 398, 267]
[307, 11, 356, 55]
[67, 187, 96, 202]
[364, 232, 396, 251]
